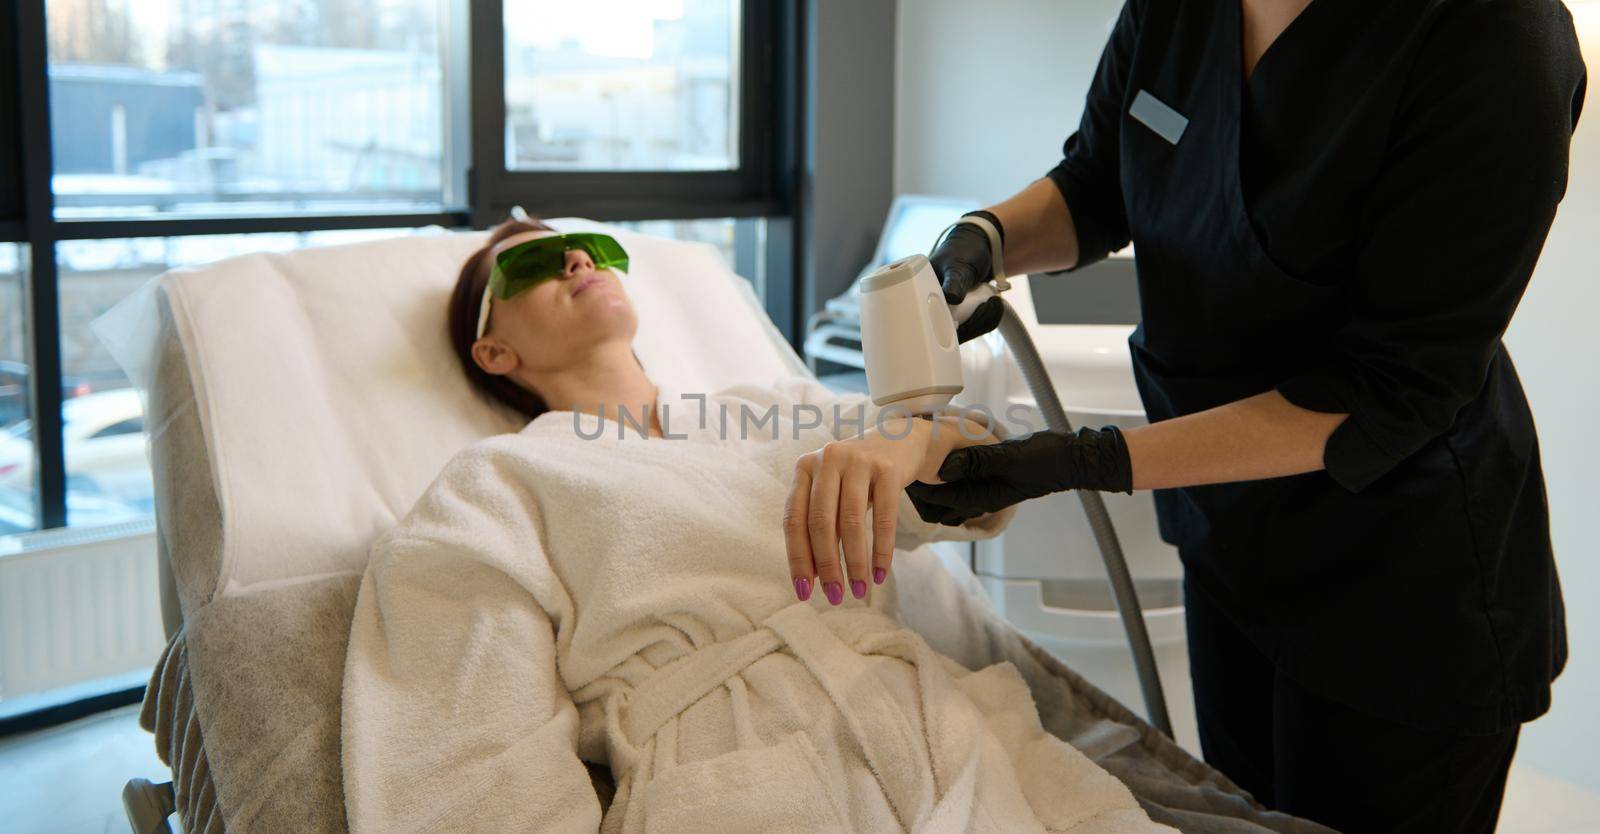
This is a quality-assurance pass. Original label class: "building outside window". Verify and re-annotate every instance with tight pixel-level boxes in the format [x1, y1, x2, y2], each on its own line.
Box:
[503, 0, 740, 172]
[47, 0, 449, 219]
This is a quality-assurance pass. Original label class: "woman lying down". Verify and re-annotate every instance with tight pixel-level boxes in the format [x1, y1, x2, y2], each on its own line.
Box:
[340, 217, 1174, 833]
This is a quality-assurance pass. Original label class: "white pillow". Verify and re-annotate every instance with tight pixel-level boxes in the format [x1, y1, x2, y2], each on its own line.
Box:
[133, 221, 804, 591]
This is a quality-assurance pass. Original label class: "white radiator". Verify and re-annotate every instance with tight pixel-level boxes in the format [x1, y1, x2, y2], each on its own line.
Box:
[0, 522, 163, 703]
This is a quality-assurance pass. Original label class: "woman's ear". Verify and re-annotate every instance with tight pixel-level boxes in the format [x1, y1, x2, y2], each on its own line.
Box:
[471, 337, 519, 376]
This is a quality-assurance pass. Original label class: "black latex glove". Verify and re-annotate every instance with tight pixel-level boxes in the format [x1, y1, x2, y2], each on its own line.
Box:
[930, 210, 1006, 343]
[905, 427, 1134, 525]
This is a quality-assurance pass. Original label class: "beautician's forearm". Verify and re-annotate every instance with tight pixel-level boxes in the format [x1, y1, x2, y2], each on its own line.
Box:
[986, 179, 1082, 275]
[1121, 391, 1347, 490]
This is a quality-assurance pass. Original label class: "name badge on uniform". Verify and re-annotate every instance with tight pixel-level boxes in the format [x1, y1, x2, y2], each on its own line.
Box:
[1130, 90, 1189, 145]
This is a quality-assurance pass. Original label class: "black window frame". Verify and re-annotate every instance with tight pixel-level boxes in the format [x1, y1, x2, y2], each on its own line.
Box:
[470, 0, 789, 222]
[4, 0, 804, 531]
[0, 0, 21, 234]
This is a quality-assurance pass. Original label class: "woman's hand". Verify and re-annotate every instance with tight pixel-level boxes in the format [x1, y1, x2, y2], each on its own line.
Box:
[783, 415, 995, 605]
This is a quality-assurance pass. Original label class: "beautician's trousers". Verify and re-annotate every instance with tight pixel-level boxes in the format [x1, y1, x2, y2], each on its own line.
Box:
[1184, 579, 1520, 834]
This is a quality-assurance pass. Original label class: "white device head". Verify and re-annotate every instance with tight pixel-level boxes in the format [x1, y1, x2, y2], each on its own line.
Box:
[859, 254, 964, 414]
[858, 216, 1007, 415]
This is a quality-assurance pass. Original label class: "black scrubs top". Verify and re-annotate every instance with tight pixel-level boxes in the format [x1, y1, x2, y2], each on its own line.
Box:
[1046, 0, 1587, 734]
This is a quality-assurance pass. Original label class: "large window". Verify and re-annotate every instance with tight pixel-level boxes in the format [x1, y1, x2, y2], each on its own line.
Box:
[46, 0, 449, 219]
[2, 0, 799, 537]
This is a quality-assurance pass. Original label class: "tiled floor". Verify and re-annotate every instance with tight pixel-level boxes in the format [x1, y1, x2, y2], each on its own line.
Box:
[1, 706, 173, 834]
[2, 704, 1596, 833]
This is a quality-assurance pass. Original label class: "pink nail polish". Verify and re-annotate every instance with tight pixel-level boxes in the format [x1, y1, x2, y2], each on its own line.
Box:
[794, 577, 812, 602]
[824, 582, 844, 605]
[873, 567, 887, 585]
[851, 580, 867, 599]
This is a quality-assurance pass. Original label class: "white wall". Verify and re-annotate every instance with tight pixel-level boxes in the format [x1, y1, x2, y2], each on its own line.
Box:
[1505, 3, 1600, 794]
[897, 0, 1600, 792]
[809, 0, 898, 310]
[895, 0, 1124, 202]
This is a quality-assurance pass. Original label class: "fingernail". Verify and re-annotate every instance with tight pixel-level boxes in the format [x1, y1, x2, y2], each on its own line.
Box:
[873, 567, 887, 585]
[851, 580, 867, 599]
[824, 582, 844, 606]
[794, 577, 811, 602]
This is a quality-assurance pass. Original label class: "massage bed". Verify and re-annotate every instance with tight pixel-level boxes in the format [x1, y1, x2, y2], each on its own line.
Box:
[106, 220, 1331, 833]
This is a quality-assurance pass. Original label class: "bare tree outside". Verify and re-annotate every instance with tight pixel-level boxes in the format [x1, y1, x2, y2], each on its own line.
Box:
[46, 0, 138, 64]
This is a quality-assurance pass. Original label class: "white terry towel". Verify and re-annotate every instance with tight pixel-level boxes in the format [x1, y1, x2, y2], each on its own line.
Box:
[341, 376, 1175, 833]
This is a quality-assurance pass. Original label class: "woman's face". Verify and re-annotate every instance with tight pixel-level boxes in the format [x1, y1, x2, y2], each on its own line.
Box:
[470, 229, 639, 380]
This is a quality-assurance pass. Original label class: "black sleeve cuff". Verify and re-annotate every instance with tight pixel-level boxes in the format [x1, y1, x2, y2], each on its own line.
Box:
[1045, 160, 1115, 272]
[1277, 373, 1402, 494]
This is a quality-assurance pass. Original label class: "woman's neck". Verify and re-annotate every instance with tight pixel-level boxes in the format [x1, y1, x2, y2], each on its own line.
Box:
[521, 342, 660, 435]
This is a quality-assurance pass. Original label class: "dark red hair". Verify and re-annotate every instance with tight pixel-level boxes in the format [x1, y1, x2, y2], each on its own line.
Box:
[448, 216, 555, 421]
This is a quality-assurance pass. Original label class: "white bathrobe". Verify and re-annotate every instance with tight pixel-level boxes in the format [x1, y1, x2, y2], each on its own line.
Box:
[341, 376, 1172, 833]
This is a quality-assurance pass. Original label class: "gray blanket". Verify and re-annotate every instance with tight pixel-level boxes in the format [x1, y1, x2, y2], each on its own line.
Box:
[141, 558, 1331, 833]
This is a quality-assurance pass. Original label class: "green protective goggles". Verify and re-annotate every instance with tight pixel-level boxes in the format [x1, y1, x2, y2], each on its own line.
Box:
[476, 232, 631, 338]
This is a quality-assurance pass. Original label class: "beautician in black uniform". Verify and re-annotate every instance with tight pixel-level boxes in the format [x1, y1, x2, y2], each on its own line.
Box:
[907, 0, 1587, 831]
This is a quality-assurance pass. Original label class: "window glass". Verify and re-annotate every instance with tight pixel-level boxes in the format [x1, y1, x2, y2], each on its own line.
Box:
[54, 228, 412, 528]
[504, 0, 740, 171]
[45, 0, 446, 219]
[616, 217, 736, 267]
[0, 245, 32, 535]
[88, 417, 144, 439]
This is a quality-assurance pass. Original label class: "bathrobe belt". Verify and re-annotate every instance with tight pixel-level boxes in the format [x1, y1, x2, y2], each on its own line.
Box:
[618, 602, 960, 831]
[621, 623, 783, 747]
